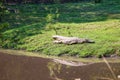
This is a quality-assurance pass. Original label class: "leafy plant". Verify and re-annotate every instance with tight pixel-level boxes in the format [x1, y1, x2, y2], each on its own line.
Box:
[46, 7, 60, 35]
[0, 1, 9, 45]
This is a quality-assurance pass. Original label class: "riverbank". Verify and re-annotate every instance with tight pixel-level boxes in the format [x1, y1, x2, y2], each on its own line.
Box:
[0, 49, 120, 63]
[1, 1, 120, 57]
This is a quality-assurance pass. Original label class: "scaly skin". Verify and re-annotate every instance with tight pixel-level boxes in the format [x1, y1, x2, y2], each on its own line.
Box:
[53, 35, 95, 44]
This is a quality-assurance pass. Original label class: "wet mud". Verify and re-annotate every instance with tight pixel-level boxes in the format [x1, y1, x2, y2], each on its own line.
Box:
[0, 52, 120, 80]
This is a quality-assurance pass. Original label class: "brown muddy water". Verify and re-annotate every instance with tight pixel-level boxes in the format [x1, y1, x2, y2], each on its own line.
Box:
[0, 52, 120, 80]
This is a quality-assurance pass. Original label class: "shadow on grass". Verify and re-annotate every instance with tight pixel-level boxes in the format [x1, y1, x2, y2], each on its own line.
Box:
[2, 22, 46, 48]
[5, 1, 120, 26]
[1, 1, 120, 49]
[57, 2, 120, 23]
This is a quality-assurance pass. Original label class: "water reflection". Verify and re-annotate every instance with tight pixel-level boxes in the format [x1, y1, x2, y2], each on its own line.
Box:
[47, 60, 120, 80]
[0, 52, 120, 80]
[47, 62, 62, 80]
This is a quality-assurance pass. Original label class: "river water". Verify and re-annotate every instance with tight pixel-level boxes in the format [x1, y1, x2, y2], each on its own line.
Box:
[0, 52, 120, 80]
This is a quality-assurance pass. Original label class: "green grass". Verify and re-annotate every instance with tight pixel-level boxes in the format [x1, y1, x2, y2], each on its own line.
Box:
[1, 1, 120, 58]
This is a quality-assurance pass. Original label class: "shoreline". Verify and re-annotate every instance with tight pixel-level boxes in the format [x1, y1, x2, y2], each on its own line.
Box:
[0, 48, 120, 63]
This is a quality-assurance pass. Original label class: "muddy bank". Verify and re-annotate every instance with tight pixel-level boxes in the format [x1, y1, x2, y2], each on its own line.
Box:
[0, 52, 120, 80]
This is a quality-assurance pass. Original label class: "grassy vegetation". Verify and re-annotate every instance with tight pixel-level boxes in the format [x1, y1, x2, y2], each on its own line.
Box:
[1, 0, 120, 57]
